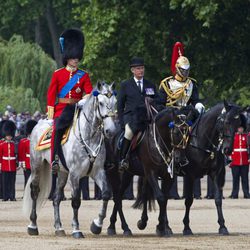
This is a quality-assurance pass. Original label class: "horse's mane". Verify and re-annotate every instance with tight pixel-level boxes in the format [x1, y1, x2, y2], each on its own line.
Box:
[155, 107, 176, 122]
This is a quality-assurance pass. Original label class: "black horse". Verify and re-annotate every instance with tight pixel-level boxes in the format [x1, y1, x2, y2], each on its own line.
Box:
[101, 105, 198, 236]
[135, 101, 246, 236]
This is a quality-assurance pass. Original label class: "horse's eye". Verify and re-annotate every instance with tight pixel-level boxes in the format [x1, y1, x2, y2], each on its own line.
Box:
[99, 102, 104, 107]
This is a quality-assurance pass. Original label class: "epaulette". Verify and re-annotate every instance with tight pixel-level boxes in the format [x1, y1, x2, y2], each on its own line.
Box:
[164, 76, 174, 81]
[159, 76, 173, 89]
[54, 67, 64, 72]
[188, 77, 197, 83]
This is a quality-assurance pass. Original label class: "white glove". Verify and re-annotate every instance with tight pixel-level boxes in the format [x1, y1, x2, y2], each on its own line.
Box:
[195, 102, 205, 114]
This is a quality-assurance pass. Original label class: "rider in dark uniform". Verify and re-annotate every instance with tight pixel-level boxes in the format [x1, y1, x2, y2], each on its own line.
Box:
[117, 57, 159, 172]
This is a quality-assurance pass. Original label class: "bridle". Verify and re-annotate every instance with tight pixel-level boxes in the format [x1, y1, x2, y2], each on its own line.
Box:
[74, 90, 116, 174]
[152, 112, 192, 178]
[170, 114, 191, 149]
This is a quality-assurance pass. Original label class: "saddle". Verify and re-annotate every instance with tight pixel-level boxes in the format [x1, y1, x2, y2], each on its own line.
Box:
[36, 125, 71, 151]
[117, 131, 145, 151]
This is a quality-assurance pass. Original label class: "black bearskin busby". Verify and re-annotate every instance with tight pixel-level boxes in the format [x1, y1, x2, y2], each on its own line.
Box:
[2, 120, 16, 138]
[59, 28, 85, 66]
[25, 119, 37, 136]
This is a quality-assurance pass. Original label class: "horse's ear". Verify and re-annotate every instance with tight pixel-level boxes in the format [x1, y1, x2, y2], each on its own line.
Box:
[97, 81, 102, 91]
[224, 100, 230, 112]
[110, 81, 116, 90]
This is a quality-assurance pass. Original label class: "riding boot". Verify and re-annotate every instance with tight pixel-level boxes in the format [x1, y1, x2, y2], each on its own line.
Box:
[119, 138, 131, 172]
[51, 128, 64, 173]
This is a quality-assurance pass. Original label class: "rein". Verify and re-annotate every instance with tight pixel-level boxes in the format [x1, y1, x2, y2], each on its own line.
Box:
[189, 108, 228, 160]
[73, 93, 115, 174]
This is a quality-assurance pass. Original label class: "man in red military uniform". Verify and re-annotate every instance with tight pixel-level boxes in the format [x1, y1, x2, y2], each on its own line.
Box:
[47, 28, 93, 172]
[229, 124, 250, 199]
[18, 120, 37, 187]
[0, 120, 17, 201]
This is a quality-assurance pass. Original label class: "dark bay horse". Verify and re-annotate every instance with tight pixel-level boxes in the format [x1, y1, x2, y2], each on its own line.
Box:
[135, 101, 246, 236]
[101, 105, 198, 237]
[181, 101, 246, 235]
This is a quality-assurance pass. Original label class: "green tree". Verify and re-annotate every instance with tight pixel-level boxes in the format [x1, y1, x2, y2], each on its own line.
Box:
[0, 86, 41, 114]
[0, 35, 56, 111]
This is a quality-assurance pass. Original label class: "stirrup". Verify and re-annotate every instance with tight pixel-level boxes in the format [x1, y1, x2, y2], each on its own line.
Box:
[118, 159, 129, 173]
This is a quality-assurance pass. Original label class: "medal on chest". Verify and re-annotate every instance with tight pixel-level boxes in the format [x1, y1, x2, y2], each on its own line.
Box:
[75, 87, 81, 93]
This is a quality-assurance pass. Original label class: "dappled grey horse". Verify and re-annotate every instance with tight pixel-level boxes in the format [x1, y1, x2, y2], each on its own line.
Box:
[23, 82, 117, 238]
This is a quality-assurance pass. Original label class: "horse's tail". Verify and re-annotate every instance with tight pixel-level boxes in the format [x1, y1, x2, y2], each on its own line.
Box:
[22, 163, 52, 219]
[132, 176, 155, 211]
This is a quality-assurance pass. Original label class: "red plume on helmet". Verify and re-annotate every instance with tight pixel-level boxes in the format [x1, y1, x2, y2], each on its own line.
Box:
[171, 42, 184, 75]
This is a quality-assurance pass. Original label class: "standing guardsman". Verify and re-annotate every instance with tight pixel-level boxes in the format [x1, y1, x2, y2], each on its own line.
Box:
[47, 28, 93, 172]
[0, 120, 17, 201]
[229, 124, 250, 198]
[18, 120, 37, 187]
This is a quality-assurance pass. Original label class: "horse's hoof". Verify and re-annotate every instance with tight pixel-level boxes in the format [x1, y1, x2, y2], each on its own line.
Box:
[156, 226, 166, 237]
[183, 228, 193, 236]
[107, 228, 116, 236]
[123, 229, 132, 236]
[219, 227, 229, 235]
[27, 226, 39, 236]
[55, 229, 66, 237]
[72, 231, 84, 239]
[137, 220, 147, 230]
[90, 221, 102, 235]
[165, 227, 173, 236]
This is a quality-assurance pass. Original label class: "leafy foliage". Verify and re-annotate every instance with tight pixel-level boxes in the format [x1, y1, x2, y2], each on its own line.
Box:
[0, 86, 41, 114]
[0, 35, 56, 111]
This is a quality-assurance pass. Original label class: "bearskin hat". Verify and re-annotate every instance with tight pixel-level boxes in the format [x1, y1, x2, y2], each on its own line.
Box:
[25, 119, 37, 136]
[2, 120, 16, 138]
[59, 28, 85, 66]
[0, 120, 8, 139]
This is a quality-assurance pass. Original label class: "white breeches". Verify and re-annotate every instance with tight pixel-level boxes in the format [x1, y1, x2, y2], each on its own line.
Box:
[124, 124, 134, 140]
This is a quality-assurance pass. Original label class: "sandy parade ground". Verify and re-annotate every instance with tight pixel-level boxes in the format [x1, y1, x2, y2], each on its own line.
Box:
[0, 169, 250, 250]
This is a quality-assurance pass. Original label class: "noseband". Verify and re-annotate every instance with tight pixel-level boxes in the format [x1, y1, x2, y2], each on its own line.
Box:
[170, 114, 191, 149]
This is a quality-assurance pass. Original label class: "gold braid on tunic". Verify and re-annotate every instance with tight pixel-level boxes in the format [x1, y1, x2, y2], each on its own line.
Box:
[159, 76, 192, 106]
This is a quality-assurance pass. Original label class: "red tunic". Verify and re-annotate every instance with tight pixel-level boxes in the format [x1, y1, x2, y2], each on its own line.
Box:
[47, 67, 93, 118]
[230, 133, 249, 167]
[0, 140, 17, 172]
[18, 138, 31, 170]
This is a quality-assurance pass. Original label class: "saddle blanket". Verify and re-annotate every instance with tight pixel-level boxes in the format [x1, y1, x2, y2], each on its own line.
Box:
[36, 126, 70, 151]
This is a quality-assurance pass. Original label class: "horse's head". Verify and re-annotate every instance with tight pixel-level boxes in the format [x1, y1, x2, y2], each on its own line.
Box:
[218, 100, 246, 155]
[168, 107, 194, 166]
[93, 81, 117, 138]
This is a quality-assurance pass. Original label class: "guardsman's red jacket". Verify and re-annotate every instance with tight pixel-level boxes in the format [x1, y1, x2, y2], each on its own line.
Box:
[0, 139, 17, 172]
[18, 138, 31, 170]
[230, 132, 250, 167]
[47, 67, 93, 119]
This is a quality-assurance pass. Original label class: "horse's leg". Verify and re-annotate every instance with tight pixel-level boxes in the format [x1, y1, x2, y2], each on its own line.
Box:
[53, 171, 68, 236]
[106, 167, 120, 236]
[90, 169, 112, 235]
[183, 176, 194, 235]
[162, 178, 174, 236]
[212, 165, 229, 235]
[116, 171, 133, 236]
[137, 198, 148, 230]
[70, 175, 84, 238]
[27, 175, 40, 236]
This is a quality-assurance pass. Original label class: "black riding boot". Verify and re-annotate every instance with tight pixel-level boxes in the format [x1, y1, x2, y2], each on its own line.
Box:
[119, 138, 131, 172]
[51, 128, 64, 173]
